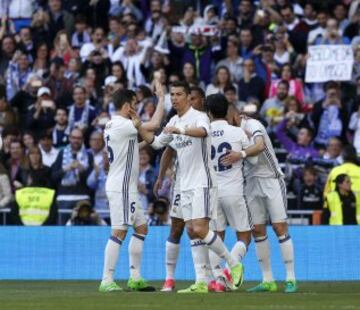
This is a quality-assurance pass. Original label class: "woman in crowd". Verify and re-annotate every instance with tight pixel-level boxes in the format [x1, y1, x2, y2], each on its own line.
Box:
[206, 66, 235, 96]
[323, 174, 360, 225]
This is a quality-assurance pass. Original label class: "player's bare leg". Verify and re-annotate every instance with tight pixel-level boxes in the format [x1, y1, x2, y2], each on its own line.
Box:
[161, 218, 185, 292]
[179, 218, 244, 293]
[247, 224, 277, 293]
[127, 224, 155, 291]
[99, 229, 127, 292]
[272, 222, 297, 293]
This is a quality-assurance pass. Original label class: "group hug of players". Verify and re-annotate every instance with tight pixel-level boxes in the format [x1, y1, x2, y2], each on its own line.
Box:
[98, 80, 297, 294]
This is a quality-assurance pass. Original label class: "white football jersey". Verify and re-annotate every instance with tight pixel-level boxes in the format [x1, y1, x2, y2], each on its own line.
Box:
[241, 118, 284, 179]
[210, 120, 252, 197]
[104, 115, 139, 192]
[152, 107, 217, 191]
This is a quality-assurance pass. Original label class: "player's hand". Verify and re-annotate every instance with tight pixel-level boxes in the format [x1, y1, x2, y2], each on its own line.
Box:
[129, 109, 141, 129]
[154, 79, 165, 100]
[164, 126, 180, 134]
[221, 150, 242, 166]
[153, 178, 163, 197]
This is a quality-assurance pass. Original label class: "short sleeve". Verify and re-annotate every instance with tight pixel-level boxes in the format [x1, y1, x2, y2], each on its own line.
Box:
[247, 120, 264, 138]
[195, 113, 211, 134]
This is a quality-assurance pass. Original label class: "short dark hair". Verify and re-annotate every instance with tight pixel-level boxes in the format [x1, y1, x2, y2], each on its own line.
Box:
[190, 86, 205, 98]
[170, 81, 190, 95]
[224, 85, 237, 93]
[205, 93, 229, 119]
[278, 79, 290, 90]
[280, 5, 294, 13]
[324, 81, 340, 92]
[112, 89, 136, 110]
[342, 145, 358, 164]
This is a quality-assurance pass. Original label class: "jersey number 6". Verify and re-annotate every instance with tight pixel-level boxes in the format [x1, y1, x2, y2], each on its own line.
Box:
[105, 135, 114, 164]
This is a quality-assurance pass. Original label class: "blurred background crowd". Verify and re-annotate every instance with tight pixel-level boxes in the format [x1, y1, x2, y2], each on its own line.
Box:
[0, 0, 359, 226]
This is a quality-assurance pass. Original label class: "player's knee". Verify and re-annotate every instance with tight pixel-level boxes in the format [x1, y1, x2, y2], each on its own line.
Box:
[112, 229, 127, 240]
[191, 224, 207, 239]
[170, 226, 184, 242]
[272, 222, 287, 236]
[252, 225, 266, 237]
[134, 224, 148, 236]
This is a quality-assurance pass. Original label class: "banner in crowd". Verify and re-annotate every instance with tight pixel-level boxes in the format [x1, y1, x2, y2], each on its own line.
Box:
[305, 45, 354, 83]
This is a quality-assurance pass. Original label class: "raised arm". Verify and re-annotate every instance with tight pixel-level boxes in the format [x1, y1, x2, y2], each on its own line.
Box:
[141, 80, 165, 132]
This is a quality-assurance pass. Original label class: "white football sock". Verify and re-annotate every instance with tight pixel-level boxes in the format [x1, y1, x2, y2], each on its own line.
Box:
[231, 240, 248, 262]
[278, 235, 295, 281]
[129, 234, 145, 281]
[102, 236, 122, 284]
[165, 239, 180, 280]
[203, 231, 237, 268]
[209, 249, 223, 280]
[190, 239, 208, 283]
[254, 235, 274, 282]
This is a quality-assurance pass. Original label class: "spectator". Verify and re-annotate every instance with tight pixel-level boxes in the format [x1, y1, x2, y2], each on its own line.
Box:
[315, 18, 350, 45]
[138, 147, 156, 214]
[312, 82, 348, 148]
[19, 146, 52, 188]
[71, 15, 91, 50]
[260, 79, 289, 131]
[275, 113, 318, 161]
[322, 137, 343, 166]
[206, 66, 235, 96]
[32, 42, 50, 79]
[112, 38, 148, 89]
[66, 200, 106, 226]
[39, 133, 59, 167]
[269, 64, 305, 106]
[46, 58, 73, 105]
[0, 127, 19, 163]
[273, 26, 295, 67]
[280, 5, 309, 54]
[182, 62, 200, 87]
[0, 85, 17, 130]
[216, 37, 243, 83]
[51, 31, 77, 66]
[307, 10, 328, 45]
[349, 102, 360, 155]
[6, 50, 32, 100]
[87, 131, 104, 166]
[51, 128, 94, 211]
[86, 151, 109, 222]
[17, 27, 35, 58]
[333, 3, 349, 33]
[183, 26, 214, 85]
[46, 0, 75, 44]
[238, 28, 254, 59]
[238, 58, 265, 103]
[52, 107, 69, 149]
[145, 0, 167, 45]
[0, 35, 17, 75]
[79, 27, 107, 62]
[22, 131, 36, 152]
[0, 163, 13, 208]
[67, 85, 96, 133]
[297, 166, 323, 211]
[324, 145, 360, 198]
[6, 140, 26, 192]
[26, 87, 56, 137]
[323, 174, 360, 225]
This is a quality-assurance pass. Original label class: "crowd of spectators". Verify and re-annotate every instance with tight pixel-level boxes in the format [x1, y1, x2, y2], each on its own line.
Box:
[0, 0, 359, 226]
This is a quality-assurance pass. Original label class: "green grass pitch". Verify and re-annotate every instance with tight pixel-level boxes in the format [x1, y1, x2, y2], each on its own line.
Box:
[0, 281, 359, 310]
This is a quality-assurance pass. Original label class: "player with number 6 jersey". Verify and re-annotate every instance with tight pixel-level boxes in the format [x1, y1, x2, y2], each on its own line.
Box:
[99, 89, 154, 293]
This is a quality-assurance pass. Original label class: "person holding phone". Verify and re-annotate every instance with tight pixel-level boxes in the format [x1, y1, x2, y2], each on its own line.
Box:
[26, 87, 56, 137]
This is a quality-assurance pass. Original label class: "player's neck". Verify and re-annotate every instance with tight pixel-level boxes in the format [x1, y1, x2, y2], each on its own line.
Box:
[177, 104, 191, 117]
[212, 117, 227, 122]
[115, 110, 129, 119]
